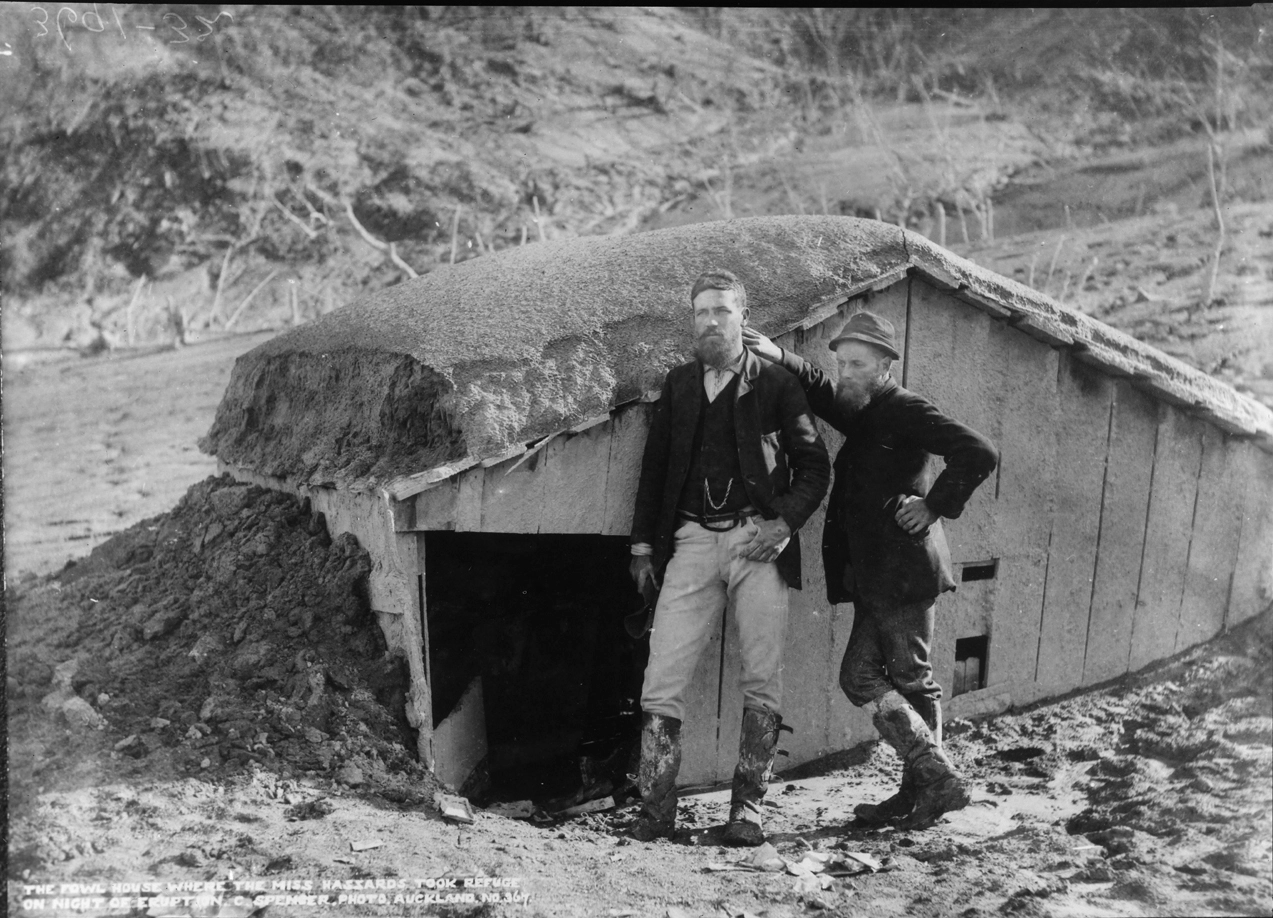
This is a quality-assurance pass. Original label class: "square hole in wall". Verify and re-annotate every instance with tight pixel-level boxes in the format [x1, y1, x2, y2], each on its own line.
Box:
[953, 635, 989, 697]
[960, 559, 998, 582]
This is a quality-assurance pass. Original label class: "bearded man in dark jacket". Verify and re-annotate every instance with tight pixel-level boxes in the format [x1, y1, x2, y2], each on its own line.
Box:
[744, 312, 998, 830]
[628, 269, 830, 845]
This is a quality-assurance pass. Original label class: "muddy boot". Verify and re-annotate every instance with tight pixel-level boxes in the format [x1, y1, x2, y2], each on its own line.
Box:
[869, 691, 968, 831]
[908, 693, 942, 747]
[629, 713, 681, 842]
[721, 708, 782, 847]
[853, 764, 914, 826]
[854, 694, 939, 826]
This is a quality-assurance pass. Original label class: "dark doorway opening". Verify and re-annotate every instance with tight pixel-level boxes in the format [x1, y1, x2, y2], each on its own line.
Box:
[953, 635, 989, 697]
[423, 531, 647, 805]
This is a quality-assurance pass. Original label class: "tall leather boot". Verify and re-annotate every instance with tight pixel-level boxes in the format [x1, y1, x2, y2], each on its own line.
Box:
[869, 691, 968, 831]
[630, 713, 682, 842]
[854, 693, 940, 826]
[909, 693, 942, 746]
[721, 708, 782, 847]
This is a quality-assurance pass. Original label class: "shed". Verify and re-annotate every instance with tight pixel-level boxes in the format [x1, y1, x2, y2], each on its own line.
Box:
[202, 216, 1273, 797]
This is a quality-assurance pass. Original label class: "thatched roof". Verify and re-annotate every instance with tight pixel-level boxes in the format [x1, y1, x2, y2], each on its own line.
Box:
[201, 216, 1273, 495]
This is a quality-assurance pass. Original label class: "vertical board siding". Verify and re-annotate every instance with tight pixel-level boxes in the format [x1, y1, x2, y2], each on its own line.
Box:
[602, 406, 649, 536]
[1128, 406, 1205, 671]
[475, 450, 545, 532]
[414, 481, 458, 530]
[905, 281, 1004, 696]
[769, 283, 910, 758]
[981, 316, 1060, 687]
[1036, 355, 1115, 692]
[1228, 442, 1273, 625]
[986, 553, 1049, 687]
[539, 422, 612, 533]
[455, 468, 485, 532]
[776, 588, 839, 762]
[905, 281, 997, 562]
[1178, 425, 1247, 651]
[1083, 381, 1159, 684]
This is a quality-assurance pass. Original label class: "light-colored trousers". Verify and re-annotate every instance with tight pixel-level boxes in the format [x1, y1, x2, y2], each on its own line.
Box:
[640, 518, 790, 722]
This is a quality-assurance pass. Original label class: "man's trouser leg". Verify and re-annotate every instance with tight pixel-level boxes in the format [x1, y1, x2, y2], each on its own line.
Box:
[634, 522, 728, 840]
[840, 599, 945, 826]
[720, 518, 790, 846]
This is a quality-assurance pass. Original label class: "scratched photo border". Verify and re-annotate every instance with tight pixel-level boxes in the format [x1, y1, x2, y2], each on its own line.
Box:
[1, 6, 1265, 917]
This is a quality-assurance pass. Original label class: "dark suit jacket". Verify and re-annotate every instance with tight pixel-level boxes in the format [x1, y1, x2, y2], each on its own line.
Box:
[631, 350, 830, 589]
[779, 351, 999, 606]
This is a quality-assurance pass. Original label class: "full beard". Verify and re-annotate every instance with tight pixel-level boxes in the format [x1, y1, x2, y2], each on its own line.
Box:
[835, 378, 881, 415]
[696, 333, 740, 369]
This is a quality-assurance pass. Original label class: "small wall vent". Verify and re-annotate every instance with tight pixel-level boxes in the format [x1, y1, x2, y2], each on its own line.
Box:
[961, 559, 998, 582]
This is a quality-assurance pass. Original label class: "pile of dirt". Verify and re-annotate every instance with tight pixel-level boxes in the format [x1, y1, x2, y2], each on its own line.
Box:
[6, 475, 437, 816]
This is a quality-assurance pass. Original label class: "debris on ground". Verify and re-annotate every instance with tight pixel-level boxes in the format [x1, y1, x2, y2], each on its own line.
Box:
[434, 792, 478, 824]
[6, 480, 1272, 916]
[7, 474, 438, 814]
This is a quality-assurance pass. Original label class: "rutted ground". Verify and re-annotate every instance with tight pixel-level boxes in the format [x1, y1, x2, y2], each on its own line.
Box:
[6, 470, 1271, 917]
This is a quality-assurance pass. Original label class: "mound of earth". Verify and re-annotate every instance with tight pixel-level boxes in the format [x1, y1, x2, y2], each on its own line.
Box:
[6, 473, 438, 853]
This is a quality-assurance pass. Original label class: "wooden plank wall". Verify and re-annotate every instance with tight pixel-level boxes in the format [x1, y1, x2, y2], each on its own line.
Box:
[1177, 425, 1247, 650]
[1035, 356, 1115, 693]
[1083, 381, 1158, 684]
[413, 410, 649, 536]
[1127, 406, 1205, 671]
[398, 273, 1271, 787]
[905, 282, 1060, 699]
[771, 285, 910, 767]
[1228, 442, 1273, 626]
[836, 278, 1265, 713]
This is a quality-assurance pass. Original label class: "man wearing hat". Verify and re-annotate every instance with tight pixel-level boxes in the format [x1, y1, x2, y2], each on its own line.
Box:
[744, 311, 998, 830]
[627, 269, 830, 845]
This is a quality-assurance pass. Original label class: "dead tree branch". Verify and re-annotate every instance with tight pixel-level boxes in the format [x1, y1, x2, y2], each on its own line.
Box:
[344, 200, 388, 252]
[344, 199, 422, 278]
[389, 243, 420, 279]
[274, 195, 320, 239]
[1204, 139, 1226, 305]
[224, 270, 278, 331]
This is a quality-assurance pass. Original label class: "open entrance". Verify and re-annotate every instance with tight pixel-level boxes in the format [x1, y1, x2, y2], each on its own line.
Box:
[422, 531, 647, 805]
[952, 635, 989, 697]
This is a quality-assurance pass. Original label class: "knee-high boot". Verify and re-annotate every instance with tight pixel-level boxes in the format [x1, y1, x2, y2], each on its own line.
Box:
[630, 712, 682, 842]
[868, 691, 968, 831]
[854, 693, 941, 826]
[721, 708, 783, 847]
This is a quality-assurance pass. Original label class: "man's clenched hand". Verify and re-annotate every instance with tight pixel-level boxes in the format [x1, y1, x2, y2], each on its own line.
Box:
[894, 495, 939, 535]
[735, 516, 791, 563]
[630, 555, 659, 594]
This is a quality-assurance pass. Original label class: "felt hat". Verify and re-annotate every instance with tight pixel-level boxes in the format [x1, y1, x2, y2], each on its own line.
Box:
[828, 311, 900, 359]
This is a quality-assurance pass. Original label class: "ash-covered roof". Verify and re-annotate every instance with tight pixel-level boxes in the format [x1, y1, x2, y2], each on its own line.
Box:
[201, 216, 1273, 495]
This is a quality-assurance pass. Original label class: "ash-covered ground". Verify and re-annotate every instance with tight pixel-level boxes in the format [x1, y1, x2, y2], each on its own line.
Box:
[6, 475, 1271, 917]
